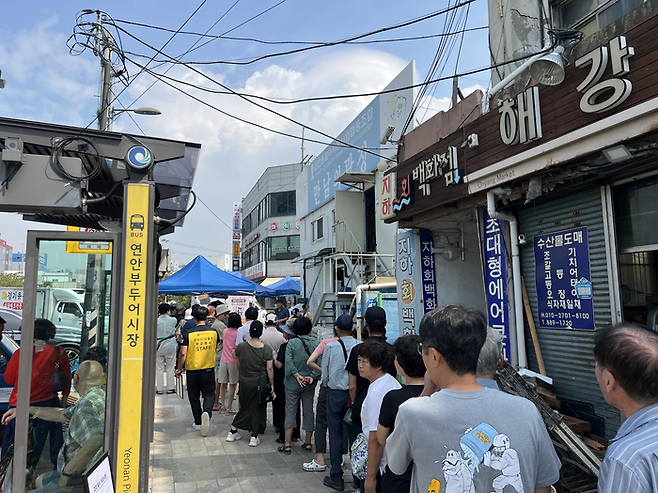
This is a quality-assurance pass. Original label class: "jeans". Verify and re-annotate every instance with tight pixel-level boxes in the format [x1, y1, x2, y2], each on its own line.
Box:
[30, 470, 84, 493]
[2, 397, 63, 469]
[186, 368, 215, 425]
[326, 388, 350, 483]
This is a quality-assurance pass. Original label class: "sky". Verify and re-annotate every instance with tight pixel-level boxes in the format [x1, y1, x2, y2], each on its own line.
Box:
[0, 0, 491, 265]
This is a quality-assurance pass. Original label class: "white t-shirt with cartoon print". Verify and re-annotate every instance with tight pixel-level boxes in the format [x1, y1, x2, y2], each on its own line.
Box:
[387, 387, 560, 493]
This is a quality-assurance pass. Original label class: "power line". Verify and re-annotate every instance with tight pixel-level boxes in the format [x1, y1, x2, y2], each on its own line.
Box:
[120, 42, 555, 154]
[120, 26, 488, 62]
[112, 0, 477, 68]
[70, 2, 209, 132]
[114, 0, 243, 126]
[195, 193, 235, 232]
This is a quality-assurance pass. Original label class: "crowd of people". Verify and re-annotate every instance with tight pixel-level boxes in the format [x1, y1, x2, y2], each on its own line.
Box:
[157, 299, 658, 493]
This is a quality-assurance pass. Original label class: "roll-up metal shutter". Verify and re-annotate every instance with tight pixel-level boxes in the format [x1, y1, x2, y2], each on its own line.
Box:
[517, 186, 620, 439]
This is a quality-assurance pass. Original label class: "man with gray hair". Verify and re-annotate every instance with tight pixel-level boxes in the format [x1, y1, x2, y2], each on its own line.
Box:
[476, 327, 504, 390]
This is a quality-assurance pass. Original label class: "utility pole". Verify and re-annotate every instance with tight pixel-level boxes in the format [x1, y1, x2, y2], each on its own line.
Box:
[81, 11, 115, 361]
[96, 11, 114, 131]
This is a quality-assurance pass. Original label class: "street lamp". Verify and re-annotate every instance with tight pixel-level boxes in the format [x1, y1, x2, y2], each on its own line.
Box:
[113, 107, 162, 117]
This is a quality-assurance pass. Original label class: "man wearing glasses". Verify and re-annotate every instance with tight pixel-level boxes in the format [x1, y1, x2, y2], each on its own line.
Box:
[386, 305, 560, 493]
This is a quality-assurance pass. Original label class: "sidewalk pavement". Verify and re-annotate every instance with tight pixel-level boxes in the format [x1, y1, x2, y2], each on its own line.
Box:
[149, 392, 352, 492]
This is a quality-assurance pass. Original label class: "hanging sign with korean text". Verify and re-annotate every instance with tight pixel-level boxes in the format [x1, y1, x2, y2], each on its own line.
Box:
[534, 227, 595, 330]
[419, 229, 437, 314]
[396, 230, 422, 335]
[483, 211, 510, 360]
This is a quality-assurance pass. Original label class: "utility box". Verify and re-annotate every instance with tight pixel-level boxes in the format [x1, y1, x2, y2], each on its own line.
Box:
[0, 154, 82, 213]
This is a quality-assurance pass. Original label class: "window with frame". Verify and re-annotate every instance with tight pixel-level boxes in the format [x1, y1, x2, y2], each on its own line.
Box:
[267, 235, 300, 260]
[558, 0, 645, 35]
[312, 216, 324, 242]
[268, 191, 296, 217]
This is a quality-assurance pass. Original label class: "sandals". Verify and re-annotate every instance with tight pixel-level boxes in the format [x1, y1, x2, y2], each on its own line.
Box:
[301, 443, 313, 452]
[277, 445, 292, 455]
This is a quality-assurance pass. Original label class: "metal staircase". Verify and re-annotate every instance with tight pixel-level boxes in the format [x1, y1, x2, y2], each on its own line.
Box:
[307, 221, 394, 328]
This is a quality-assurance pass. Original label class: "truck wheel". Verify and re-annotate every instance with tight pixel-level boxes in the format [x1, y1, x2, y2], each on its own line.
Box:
[59, 345, 80, 368]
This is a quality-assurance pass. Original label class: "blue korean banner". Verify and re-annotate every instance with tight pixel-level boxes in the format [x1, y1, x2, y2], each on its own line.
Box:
[534, 227, 595, 330]
[419, 229, 437, 314]
[483, 211, 510, 360]
[396, 230, 422, 335]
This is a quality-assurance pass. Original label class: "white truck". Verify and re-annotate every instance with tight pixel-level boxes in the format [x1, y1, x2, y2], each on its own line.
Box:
[0, 287, 85, 340]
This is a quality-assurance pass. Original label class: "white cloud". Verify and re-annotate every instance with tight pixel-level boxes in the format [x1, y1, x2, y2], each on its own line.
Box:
[0, 18, 427, 264]
[112, 48, 410, 261]
[0, 18, 98, 126]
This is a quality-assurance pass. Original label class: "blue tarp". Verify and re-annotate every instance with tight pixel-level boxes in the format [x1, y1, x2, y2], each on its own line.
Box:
[228, 271, 277, 298]
[158, 256, 256, 295]
[267, 276, 301, 296]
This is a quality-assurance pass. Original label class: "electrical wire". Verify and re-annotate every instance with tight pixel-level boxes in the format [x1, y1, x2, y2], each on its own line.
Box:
[120, 41, 556, 154]
[113, 20, 486, 47]
[111, 0, 477, 68]
[114, 0, 243, 126]
[114, 5, 487, 161]
[195, 193, 234, 232]
[49, 136, 105, 182]
[72, 1, 209, 133]
[121, 26, 489, 65]
[158, 190, 197, 232]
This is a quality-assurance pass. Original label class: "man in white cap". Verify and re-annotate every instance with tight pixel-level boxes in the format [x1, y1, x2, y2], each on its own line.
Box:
[211, 304, 230, 412]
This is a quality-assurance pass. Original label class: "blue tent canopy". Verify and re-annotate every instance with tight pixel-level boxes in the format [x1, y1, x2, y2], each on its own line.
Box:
[158, 256, 256, 295]
[228, 271, 276, 298]
[267, 276, 301, 296]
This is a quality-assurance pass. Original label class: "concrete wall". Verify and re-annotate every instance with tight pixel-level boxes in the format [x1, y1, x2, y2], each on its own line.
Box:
[299, 199, 334, 258]
[488, 0, 544, 98]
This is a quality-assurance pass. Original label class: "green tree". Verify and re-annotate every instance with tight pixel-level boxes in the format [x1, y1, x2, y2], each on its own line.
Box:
[0, 273, 24, 287]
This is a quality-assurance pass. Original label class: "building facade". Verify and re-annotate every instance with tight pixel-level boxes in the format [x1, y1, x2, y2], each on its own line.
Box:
[386, 1, 658, 441]
[241, 163, 302, 284]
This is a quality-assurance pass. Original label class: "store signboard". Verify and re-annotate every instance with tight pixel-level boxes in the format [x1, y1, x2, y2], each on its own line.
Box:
[483, 211, 510, 359]
[296, 62, 415, 218]
[534, 226, 595, 330]
[232, 202, 241, 271]
[396, 230, 422, 335]
[419, 229, 437, 314]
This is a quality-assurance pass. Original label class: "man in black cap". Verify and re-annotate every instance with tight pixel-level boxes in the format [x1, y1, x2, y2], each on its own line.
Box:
[275, 298, 290, 332]
[322, 314, 360, 490]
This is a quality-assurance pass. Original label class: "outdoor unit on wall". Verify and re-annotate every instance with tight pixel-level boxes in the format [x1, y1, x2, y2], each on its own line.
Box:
[0, 151, 82, 213]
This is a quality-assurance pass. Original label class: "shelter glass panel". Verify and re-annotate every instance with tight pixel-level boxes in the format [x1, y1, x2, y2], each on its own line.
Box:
[9, 239, 112, 491]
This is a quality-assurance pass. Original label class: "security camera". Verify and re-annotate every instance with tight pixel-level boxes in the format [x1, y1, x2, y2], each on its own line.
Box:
[380, 125, 395, 145]
[2, 137, 23, 163]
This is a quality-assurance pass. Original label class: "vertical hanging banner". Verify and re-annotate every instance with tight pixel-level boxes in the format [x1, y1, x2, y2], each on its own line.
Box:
[118, 183, 150, 492]
[419, 229, 437, 314]
[396, 230, 422, 335]
[232, 202, 242, 271]
[534, 227, 594, 330]
[483, 211, 511, 361]
[379, 172, 396, 220]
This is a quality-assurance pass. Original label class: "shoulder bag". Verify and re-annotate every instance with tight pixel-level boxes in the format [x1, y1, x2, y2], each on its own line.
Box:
[350, 432, 368, 480]
[50, 346, 68, 393]
[257, 346, 273, 404]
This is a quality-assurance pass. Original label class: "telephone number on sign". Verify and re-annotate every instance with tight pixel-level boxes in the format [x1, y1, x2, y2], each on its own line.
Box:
[540, 319, 577, 327]
[539, 312, 590, 320]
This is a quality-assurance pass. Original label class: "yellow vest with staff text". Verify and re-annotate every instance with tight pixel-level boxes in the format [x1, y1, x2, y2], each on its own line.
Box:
[184, 326, 218, 370]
